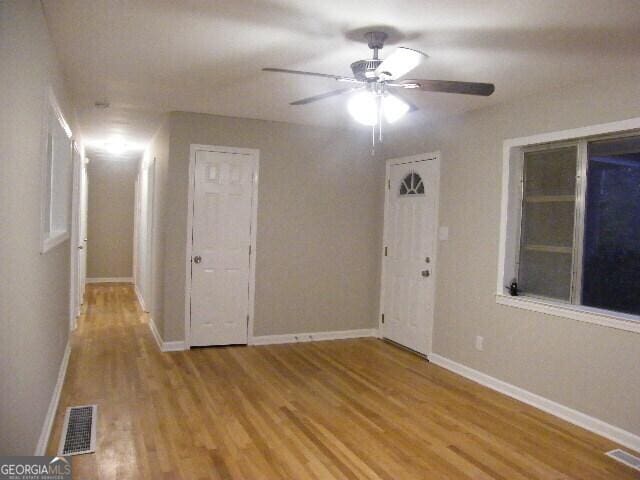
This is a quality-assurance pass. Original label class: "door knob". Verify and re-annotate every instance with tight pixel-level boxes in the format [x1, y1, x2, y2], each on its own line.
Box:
[78, 245, 84, 250]
[193, 255, 202, 264]
[421, 269, 430, 277]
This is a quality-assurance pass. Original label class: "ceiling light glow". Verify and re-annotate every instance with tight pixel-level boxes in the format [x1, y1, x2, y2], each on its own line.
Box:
[347, 91, 379, 126]
[347, 91, 410, 126]
[382, 94, 410, 124]
[103, 138, 129, 156]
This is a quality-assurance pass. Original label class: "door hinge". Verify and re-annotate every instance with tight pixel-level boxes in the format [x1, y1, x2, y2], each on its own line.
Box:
[249, 245, 252, 255]
[384, 246, 388, 256]
[381, 313, 385, 324]
[246, 314, 250, 326]
[387, 179, 390, 190]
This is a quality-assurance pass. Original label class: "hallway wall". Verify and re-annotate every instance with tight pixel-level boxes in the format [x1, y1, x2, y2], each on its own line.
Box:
[0, 0, 76, 455]
[147, 113, 384, 342]
[87, 156, 138, 279]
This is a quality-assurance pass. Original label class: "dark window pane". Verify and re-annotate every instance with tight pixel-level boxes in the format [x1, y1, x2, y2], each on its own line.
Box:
[400, 172, 424, 196]
[582, 136, 640, 315]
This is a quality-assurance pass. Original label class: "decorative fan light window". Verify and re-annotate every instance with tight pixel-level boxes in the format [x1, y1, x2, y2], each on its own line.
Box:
[399, 172, 425, 195]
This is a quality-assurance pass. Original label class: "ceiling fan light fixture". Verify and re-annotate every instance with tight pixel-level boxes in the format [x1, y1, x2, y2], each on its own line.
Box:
[347, 90, 378, 126]
[382, 94, 410, 124]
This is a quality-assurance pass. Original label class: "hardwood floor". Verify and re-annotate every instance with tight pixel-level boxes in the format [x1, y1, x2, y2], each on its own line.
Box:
[47, 284, 638, 479]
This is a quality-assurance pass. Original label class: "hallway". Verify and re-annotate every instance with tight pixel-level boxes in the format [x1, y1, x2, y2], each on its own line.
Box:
[45, 284, 635, 479]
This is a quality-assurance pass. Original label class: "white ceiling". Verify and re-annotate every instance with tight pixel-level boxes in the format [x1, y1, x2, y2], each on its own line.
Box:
[43, 0, 640, 157]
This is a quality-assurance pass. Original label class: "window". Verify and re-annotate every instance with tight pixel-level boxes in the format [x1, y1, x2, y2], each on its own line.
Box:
[41, 88, 73, 253]
[399, 172, 424, 195]
[498, 120, 640, 332]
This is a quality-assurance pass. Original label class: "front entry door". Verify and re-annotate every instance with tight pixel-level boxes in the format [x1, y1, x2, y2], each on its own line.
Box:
[381, 155, 440, 355]
[190, 149, 257, 346]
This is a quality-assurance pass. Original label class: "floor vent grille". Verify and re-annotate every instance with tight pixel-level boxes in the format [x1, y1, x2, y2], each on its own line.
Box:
[58, 405, 97, 456]
[606, 449, 640, 471]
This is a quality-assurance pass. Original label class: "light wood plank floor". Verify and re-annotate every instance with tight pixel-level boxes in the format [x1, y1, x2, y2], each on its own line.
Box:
[47, 284, 638, 479]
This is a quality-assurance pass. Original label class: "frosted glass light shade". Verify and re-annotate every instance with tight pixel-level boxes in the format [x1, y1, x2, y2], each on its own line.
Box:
[382, 94, 410, 123]
[347, 91, 378, 126]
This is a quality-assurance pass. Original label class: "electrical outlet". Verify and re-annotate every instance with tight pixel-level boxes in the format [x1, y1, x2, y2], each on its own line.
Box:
[475, 335, 484, 351]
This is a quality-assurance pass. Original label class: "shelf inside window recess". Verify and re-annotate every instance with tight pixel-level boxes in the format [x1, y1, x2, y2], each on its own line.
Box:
[523, 244, 573, 254]
[524, 195, 575, 203]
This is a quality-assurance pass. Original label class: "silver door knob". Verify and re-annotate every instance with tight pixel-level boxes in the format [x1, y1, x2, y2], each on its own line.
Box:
[421, 269, 430, 277]
[193, 255, 202, 264]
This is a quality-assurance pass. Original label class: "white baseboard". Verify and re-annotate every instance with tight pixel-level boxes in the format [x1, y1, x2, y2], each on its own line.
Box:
[86, 277, 133, 284]
[35, 342, 71, 455]
[148, 317, 186, 352]
[134, 284, 147, 312]
[429, 354, 640, 453]
[250, 328, 379, 346]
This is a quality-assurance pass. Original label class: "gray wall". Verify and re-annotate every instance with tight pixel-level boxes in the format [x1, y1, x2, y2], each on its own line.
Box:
[86, 157, 137, 279]
[151, 112, 384, 341]
[381, 76, 640, 436]
[0, 0, 74, 454]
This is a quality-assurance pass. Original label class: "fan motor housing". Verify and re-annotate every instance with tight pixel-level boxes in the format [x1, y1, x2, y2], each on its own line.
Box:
[350, 59, 383, 81]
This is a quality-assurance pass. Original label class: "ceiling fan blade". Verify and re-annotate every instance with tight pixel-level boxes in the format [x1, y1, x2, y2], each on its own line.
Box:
[375, 47, 428, 80]
[289, 88, 354, 105]
[263, 68, 362, 83]
[396, 79, 495, 96]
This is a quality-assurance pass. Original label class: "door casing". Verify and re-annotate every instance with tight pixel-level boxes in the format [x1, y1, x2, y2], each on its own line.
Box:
[379, 152, 441, 357]
[69, 143, 88, 331]
[184, 144, 260, 348]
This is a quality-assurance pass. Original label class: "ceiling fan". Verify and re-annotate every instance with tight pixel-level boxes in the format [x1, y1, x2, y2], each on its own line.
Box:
[263, 31, 495, 139]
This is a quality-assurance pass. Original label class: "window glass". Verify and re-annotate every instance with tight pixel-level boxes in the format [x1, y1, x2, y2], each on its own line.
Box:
[518, 146, 577, 300]
[399, 172, 424, 196]
[582, 136, 640, 315]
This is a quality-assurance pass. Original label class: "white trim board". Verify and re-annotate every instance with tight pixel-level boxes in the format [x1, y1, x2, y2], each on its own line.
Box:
[148, 317, 186, 352]
[134, 283, 147, 312]
[35, 342, 71, 455]
[86, 277, 133, 284]
[250, 328, 379, 346]
[429, 354, 640, 453]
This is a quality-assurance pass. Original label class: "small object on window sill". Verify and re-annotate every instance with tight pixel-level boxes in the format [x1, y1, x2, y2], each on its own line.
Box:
[508, 280, 519, 296]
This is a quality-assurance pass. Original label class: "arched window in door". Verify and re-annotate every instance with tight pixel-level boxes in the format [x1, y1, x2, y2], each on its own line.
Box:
[399, 172, 425, 195]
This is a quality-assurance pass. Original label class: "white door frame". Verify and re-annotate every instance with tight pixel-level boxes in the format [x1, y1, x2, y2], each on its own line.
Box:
[133, 155, 155, 312]
[378, 151, 441, 356]
[69, 141, 82, 331]
[184, 144, 260, 348]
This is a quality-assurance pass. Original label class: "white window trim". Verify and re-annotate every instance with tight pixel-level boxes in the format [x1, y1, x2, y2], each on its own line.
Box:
[497, 116, 640, 334]
[40, 87, 73, 253]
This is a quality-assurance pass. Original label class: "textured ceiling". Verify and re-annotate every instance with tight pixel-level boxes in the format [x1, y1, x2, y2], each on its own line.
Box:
[42, 0, 640, 157]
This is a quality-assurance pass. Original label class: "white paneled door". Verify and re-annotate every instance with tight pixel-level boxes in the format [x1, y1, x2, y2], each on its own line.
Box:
[381, 155, 440, 356]
[189, 149, 258, 346]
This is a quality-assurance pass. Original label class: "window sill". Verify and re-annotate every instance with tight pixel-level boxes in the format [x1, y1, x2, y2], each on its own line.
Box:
[495, 294, 640, 334]
[41, 231, 69, 254]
